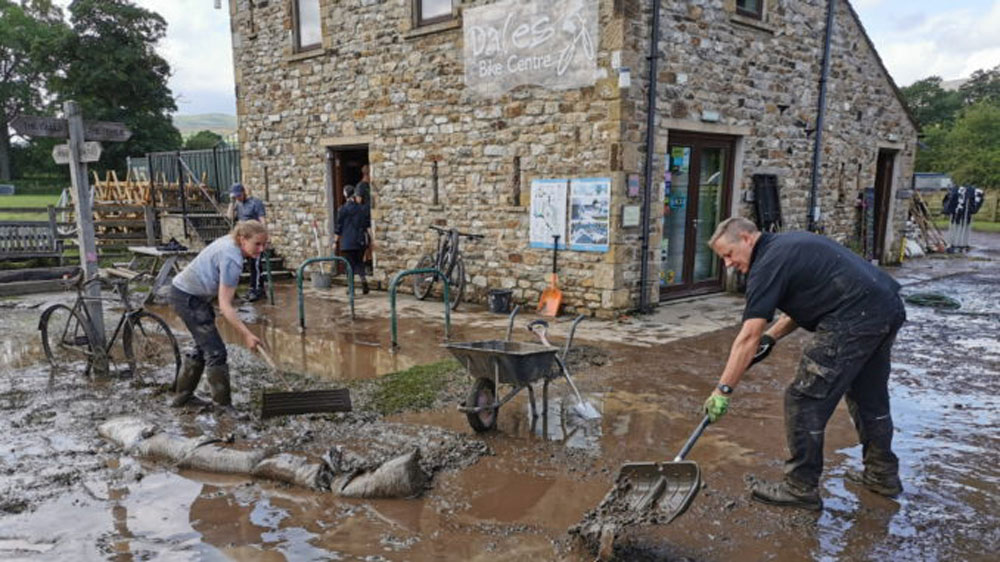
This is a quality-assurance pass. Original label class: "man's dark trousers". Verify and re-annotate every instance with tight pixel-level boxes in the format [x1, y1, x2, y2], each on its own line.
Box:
[784, 299, 906, 489]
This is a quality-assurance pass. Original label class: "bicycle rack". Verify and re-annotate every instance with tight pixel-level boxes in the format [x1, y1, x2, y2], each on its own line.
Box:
[296, 256, 354, 330]
[388, 267, 451, 350]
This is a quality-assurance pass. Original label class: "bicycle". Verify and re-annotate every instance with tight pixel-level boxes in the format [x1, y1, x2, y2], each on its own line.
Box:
[412, 225, 483, 310]
[38, 274, 182, 386]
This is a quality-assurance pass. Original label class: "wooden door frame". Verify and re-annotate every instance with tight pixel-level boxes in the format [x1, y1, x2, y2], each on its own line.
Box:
[660, 131, 736, 300]
[873, 148, 896, 261]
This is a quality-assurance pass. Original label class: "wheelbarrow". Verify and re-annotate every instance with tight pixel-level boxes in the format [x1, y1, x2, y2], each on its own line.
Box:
[445, 306, 594, 432]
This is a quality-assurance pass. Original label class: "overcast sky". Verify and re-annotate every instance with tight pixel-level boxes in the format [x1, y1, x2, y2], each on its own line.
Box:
[59, 0, 1000, 116]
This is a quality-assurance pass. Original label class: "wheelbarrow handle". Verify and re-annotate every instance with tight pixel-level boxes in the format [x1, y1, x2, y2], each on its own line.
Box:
[673, 415, 711, 462]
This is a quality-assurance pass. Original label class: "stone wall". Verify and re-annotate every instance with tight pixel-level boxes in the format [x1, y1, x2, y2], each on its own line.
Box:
[228, 0, 917, 316]
[230, 0, 634, 316]
[619, 0, 918, 304]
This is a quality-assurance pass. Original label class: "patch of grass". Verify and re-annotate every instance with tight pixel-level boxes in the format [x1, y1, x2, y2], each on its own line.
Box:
[369, 359, 462, 416]
[931, 218, 1000, 233]
[0, 194, 61, 220]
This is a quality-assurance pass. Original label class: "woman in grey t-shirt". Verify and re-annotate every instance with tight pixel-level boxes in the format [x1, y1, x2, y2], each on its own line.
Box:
[168, 220, 268, 408]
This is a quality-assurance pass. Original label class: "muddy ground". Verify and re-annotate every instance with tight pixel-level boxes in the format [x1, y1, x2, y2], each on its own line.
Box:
[1, 233, 997, 561]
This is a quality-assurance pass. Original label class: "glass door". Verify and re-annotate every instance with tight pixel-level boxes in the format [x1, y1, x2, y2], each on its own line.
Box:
[660, 133, 735, 298]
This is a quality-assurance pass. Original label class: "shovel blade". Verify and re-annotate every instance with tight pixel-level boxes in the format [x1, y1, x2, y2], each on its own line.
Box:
[615, 460, 701, 522]
[537, 285, 562, 317]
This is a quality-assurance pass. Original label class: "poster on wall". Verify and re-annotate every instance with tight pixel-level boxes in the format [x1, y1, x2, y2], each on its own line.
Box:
[530, 178, 568, 249]
[569, 177, 610, 252]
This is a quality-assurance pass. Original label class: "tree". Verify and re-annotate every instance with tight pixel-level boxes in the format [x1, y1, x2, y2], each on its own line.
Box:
[0, 0, 71, 180]
[900, 76, 963, 129]
[53, 0, 181, 174]
[184, 130, 223, 150]
[942, 102, 1000, 189]
[958, 65, 1000, 106]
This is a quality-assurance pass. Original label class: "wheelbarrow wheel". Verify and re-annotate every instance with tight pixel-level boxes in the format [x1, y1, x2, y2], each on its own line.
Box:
[466, 377, 497, 432]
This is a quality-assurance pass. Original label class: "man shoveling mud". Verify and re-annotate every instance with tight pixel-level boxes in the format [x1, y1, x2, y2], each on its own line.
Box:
[706, 217, 906, 511]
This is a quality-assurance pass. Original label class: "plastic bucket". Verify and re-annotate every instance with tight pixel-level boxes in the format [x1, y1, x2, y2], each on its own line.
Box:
[488, 289, 513, 314]
[312, 272, 332, 289]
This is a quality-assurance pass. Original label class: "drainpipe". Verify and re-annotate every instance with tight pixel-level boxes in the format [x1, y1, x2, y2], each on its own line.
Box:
[809, 0, 836, 232]
[639, 0, 662, 312]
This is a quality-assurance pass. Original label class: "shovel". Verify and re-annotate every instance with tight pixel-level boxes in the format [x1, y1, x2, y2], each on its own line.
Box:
[537, 235, 562, 317]
[614, 414, 711, 521]
[257, 347, 352, 419]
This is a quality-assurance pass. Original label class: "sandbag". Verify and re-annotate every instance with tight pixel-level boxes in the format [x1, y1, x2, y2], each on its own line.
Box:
[337, 449, 427, 499]
[253, 453, 330, 490]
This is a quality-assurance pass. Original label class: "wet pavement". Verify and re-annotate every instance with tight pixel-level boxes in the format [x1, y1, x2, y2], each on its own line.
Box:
[0, 232, 997, 561]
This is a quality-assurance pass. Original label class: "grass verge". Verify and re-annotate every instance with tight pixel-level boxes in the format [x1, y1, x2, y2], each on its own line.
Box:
[369, 359, 463, 416]
[0, 194, 62, 220]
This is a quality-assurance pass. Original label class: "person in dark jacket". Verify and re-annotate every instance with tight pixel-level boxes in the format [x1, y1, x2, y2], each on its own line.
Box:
[704, 217, 905, 511]
[334, 185, 373, 294]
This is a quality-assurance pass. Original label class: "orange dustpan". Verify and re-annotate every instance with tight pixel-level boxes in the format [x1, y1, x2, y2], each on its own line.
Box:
[538, 235, 562, 317]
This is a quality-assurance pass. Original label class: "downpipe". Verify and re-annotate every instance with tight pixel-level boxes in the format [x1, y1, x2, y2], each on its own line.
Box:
[639, 0, 662, 312]
[809, 0, 836, 232]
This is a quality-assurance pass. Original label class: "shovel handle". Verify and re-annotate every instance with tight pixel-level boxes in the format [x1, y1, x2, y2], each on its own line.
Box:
[673, 415, 711, 462]
[257, 347, 293, 391]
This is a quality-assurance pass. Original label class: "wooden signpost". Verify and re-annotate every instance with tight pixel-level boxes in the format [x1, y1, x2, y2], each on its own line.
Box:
[11, 103, 132, 374]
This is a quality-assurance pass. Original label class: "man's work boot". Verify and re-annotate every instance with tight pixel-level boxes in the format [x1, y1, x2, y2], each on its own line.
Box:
[246, 289, 263, 303]
[750, 478, 823, 511]
[846, 469, 903, 498]
[205, 364, 232, 407]
[171, 356, 205, 407]
[362, 280, 370, 295]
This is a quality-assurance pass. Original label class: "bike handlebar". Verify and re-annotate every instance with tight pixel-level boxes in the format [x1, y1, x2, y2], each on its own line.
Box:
[427, 225, 484, 239]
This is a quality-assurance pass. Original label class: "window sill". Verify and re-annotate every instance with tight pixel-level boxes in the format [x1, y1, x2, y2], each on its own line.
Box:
[404, 18, 461, 40]
[730, 13, 776, 34]
[284, 47, 327, 64]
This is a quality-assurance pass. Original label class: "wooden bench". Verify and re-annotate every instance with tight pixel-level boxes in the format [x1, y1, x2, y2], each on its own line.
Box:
[0, 215, 63, 263]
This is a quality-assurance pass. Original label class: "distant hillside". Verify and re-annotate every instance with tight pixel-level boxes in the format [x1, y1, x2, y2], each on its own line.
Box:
[172, 113, 237, 137]
[941, 78, 968, 91]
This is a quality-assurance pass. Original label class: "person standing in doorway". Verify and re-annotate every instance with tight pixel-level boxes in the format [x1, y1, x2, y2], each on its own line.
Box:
[335, 185, 373, 294]
[703, 217, 906, 511]
[226, 183, 267, 301]
[355, 164, 374, 274]
[169, 220, 267, 410]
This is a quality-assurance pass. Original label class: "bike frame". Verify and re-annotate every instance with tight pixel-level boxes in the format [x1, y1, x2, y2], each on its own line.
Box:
[69, 277, 139, 357]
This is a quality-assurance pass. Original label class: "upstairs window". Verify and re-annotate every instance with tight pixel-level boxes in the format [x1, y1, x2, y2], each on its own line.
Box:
[416, 0, 453, 27]
[293, 0, 322, 52]
[736, 0, 764, 20]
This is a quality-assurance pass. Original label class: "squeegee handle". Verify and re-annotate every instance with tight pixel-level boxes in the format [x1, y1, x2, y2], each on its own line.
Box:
[673, 415, 712, 462]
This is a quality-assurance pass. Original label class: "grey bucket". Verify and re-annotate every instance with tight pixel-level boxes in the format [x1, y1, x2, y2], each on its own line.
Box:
[312, 271, 332, 289]
[488, 289, 513, 314]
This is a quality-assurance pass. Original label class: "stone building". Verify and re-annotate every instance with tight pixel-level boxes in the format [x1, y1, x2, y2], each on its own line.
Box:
[227, 0, 917, 317]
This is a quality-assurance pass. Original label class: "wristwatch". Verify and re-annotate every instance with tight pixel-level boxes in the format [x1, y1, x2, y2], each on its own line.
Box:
[717, 383, 734, 395]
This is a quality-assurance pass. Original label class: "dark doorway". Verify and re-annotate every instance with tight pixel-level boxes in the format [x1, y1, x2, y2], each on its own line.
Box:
[873, 149, 896, 261]
[326, 147, 369, 272]
[660, 132, 736, 300]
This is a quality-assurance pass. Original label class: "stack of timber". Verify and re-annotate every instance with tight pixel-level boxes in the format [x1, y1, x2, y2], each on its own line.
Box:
[909, 191, 948, 253]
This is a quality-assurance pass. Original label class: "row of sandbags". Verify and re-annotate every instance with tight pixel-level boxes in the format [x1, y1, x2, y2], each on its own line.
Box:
[98, 417, 426, 498]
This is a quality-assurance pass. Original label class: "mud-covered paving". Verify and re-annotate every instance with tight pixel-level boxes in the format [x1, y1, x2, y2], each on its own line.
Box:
[1, 234, 998, 561]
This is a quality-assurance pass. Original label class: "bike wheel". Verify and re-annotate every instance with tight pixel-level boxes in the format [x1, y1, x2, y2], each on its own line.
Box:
[465, 377, 497, 432]
[412, 254, 436, 300]
[123, 310, 182, 388]
[39, 304, 97, 373]
[447, 255, 465, 311]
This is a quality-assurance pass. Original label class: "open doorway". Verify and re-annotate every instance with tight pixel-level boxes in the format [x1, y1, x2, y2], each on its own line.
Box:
[872, 148, 896, 261]
[326, 146, 370, 274]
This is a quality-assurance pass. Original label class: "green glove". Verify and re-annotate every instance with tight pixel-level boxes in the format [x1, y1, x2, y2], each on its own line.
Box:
[704, 394, 730, 423]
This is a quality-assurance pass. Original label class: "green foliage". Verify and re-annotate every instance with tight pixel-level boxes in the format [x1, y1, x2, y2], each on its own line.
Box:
[943, 102, 1000, 188]
[958, 65, 1000, 106]
[0, 0, 72, 180]
[900, 76, 963, 128]
[369, 360, 462, 415]
[184, 130, 224, 150]
[52, 0, 182, 175]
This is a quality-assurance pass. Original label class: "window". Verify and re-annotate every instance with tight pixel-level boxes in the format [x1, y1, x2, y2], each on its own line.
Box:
[416, 0, 453, 27]
[736, 0, 763, 20]
[293, 0, 322, 52]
